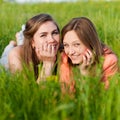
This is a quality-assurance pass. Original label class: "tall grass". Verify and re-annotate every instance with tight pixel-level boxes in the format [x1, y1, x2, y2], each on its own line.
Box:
[0, 1, 120, 120]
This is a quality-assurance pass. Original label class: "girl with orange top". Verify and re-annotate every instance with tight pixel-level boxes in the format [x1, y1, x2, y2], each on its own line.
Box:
[59, 17, 118, 92]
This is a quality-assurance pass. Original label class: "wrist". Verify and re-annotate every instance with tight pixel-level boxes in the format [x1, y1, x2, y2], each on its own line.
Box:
[80, 65, 90, 76]
[42, 61, 55, 76]
[80, 69, 89, 76]
[80, 65, 95, 76]
[43, 60, 55, 68]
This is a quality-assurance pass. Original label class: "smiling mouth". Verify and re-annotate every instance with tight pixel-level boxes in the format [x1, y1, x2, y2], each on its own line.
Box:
[52, 44, 58, 50]
[70, 55, 79, 59]
[71, 57, 77, 60]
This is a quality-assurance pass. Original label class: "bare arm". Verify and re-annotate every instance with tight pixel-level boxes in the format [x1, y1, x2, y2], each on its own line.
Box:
[80, 49, 95, 76]
[36, 43, 57, 83]
[8, 46, 23, 73]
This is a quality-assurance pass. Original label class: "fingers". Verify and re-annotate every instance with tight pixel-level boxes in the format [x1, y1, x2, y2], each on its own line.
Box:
[43, 43, 56, 56]
[86, 49, 93, 65]
[35, 42, 58, 61]
[82, 49, 94, 66]
[48, 44, 52, 52]
[38, 43, 56, 55]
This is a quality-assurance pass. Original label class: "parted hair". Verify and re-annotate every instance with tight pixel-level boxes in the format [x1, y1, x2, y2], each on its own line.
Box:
[61, 17, 104, 63]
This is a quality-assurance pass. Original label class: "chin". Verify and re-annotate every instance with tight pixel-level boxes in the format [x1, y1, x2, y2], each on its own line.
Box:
[71, 60, 81, 65]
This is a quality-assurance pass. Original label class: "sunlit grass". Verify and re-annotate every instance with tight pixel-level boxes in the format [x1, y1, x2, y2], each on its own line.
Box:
[0, 1, 120, 120]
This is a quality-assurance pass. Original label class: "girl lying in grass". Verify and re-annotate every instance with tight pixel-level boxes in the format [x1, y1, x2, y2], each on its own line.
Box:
[60, 17, 118, 92]
[0, 13, 60, 82]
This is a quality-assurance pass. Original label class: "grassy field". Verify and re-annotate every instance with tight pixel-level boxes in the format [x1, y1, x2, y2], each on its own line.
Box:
[0, 1, 120, 120]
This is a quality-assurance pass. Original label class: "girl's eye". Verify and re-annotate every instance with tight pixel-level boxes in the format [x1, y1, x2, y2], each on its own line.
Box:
[40, 34, 46, 37]
[74, 43, 80, 47]
[63, 44, 69, 48]
[53, 31, 59, 35]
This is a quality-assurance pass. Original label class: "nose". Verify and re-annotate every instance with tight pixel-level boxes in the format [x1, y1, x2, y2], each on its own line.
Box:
[68, 47, 75, 55]
[48, 35, 55, 43]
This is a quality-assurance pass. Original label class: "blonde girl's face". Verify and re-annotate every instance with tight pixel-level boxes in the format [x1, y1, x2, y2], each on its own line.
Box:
[32, 21, 60, 60]
[63, 30, 87, 64]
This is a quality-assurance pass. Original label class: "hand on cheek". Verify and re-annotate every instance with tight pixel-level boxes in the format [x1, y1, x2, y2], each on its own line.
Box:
[36, 42, 58, 81]
[36, 42, 57, 62]
[82, 49, 94, 68]
[80, 49, 95, 76]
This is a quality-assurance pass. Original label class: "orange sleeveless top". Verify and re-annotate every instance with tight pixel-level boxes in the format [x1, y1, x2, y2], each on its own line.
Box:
[60, 47, 118, 90]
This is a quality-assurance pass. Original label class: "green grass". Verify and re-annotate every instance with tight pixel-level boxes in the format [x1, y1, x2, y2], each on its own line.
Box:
[0, 1, 120, 120]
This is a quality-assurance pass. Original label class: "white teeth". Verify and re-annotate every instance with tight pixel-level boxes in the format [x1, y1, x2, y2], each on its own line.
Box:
[52, 44, 57, 48]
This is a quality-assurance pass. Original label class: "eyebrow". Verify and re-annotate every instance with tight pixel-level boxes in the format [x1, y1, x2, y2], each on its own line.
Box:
[39, 29, 59, 34]
[39, 32, 46, 34]
[72, 40, 80, 43]
[63, 40, 80, 43]
[52, 29, 59, 32]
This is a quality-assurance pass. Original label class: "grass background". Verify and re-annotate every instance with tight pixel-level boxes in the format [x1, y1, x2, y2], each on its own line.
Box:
[0, 1, 120, 120]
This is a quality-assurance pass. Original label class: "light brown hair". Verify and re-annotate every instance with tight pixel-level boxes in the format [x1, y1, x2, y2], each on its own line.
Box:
[61, 17, 104, 63]
[23, 13, 60, 78]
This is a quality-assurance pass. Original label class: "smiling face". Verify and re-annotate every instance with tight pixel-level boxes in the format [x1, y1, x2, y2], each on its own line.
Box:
[32, 21, 60, 60]
[63, 30, 87, 64]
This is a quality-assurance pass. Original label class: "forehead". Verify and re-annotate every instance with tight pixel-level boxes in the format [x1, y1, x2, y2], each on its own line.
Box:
[37, 21, 57, 32]
[63, 30, 80, 43]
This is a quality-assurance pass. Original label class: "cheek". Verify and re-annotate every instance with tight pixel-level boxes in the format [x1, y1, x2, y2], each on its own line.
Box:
[64, 48, 69, 55]
[33, 34, 43, 43]
[34, 41, 41, 49]
[33, 38, 43, 48]
[55, 35, 60, 42]
[79, 47, 87, 55]
[57, 36, 60, 42]
[56, 37, 60, 46]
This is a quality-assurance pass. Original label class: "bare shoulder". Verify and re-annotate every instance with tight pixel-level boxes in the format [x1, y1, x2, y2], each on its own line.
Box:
[103, 46, 118, 64]
[103, 53, 118, 70]
[104, 53, 118, 65]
